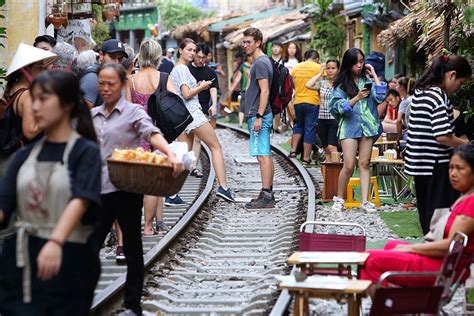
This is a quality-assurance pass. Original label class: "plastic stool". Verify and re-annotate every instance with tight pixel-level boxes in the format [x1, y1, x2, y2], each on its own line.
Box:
[344, 176, 381, 208]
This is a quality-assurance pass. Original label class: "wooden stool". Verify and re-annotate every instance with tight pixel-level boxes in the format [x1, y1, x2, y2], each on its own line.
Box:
[345, 176, 380, 208]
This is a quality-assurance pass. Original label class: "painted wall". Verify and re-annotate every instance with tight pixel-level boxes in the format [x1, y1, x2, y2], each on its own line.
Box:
[207, 0, 272, 12]
[1, 0, 39, 71]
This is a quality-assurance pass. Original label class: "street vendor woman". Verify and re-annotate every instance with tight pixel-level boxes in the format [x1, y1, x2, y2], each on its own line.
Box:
[89, 63, 183, 316]
[0, 71, 102, 315]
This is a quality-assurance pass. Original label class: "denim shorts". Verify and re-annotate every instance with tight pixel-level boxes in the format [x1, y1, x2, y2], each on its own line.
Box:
[247, 113, 273, 156]
[293, 103, 319, 144]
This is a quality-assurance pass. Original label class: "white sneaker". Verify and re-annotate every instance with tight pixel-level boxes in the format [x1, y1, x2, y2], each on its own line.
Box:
[331, 196, 345, 211]
[361, 201, 377, 213]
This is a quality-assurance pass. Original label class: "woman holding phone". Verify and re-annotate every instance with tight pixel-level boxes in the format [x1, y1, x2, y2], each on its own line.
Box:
[170, 38, 234, 202]
[329, 48, 387, 213]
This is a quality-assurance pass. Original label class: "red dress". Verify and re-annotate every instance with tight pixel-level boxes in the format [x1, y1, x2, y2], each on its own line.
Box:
[359, 195, 474, 286]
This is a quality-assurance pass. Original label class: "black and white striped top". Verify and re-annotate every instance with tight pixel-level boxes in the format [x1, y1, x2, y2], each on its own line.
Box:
[405, 87, 454, 176]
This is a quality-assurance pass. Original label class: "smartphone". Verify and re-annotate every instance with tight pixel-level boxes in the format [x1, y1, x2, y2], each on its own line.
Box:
[364, 82, 373, 91]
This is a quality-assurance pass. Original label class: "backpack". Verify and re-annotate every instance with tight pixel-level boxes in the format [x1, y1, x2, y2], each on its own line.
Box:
[78, 64, 103, 107]
[147, 73, 194, 143]
[0, 88, 27, 156]
[269, 58, 294, 117]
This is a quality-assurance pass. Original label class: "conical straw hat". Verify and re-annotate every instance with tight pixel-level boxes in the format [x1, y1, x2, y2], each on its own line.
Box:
[6, 43, 58, 78]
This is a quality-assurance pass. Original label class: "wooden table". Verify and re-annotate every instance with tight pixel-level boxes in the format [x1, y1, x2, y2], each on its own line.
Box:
[288, 251, 370, 279]
[277, 275, 371, 316]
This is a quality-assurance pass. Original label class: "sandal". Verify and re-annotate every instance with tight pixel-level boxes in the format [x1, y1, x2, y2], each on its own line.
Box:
[302, 159, 312, 166]
[288, 151, 297, 158]
[190, 168, 204, 178]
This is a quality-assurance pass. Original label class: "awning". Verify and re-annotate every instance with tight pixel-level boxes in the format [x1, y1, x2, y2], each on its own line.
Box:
[208, 7, 293, 33]
[222, 10, 308, 49]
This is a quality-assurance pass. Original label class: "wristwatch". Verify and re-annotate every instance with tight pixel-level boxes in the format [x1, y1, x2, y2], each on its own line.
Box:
[256, 113, 263, 119]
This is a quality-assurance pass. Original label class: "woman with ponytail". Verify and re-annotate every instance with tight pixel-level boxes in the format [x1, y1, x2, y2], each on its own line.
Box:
[396, 76, 415, 131]
[405, 55, 471, 234]
[0, 70, 102, 315]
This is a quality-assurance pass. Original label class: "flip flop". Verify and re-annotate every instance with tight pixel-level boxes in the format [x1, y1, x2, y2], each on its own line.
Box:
[190, 168, 204, 178]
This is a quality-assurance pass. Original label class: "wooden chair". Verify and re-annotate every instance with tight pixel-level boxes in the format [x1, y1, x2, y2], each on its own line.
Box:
[299, 221, 366, 278]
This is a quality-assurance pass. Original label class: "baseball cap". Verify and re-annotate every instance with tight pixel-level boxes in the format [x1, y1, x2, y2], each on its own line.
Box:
[101, 39, 128, 58]
[34, 35, 57, 48]
[167, 47, 175, 53]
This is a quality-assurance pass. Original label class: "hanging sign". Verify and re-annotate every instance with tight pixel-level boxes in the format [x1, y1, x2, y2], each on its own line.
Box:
[56, 19, 93, 50]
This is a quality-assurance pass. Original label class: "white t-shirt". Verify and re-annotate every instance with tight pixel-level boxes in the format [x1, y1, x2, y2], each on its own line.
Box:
[284, 58, 299, 72]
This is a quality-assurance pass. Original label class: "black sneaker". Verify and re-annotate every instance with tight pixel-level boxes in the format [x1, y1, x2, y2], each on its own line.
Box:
[245, 191, 276, 210]
[250, 190, 264, 202]
[216, 186, 235, 202]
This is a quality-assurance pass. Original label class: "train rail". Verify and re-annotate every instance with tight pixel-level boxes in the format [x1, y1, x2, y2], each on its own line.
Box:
[91, 124, 318, 315]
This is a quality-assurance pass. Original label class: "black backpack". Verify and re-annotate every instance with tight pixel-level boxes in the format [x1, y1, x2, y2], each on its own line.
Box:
[147, 73, 194, 143]
[0, 88, 27, 156]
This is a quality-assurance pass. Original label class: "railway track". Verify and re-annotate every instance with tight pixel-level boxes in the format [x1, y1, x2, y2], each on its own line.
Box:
[92, 124, 318, 315]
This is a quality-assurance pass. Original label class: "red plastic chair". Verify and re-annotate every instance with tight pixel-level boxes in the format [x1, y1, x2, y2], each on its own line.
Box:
[370, 271, 444, 316]
[370, 232, 469, 315]
[298, 221, 366, 278]
[299, 221, 366, 252]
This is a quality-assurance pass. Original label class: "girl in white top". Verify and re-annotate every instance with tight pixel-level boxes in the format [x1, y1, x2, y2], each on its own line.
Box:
[170, 38, 234, 202]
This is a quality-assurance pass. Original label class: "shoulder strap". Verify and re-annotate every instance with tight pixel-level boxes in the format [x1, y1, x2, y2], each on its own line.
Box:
[158, 72, 169, 93]
[131, 74, 136, 91]
[10, 88, 28, 114]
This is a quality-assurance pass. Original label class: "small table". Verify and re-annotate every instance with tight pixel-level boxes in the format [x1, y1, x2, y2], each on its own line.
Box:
[288, 251, 370, 280]
[277, 275, 371, 316]
[371, 157, 411, 200]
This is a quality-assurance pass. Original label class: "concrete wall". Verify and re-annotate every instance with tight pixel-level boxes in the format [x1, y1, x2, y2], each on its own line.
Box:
[1, 0, 39, 73]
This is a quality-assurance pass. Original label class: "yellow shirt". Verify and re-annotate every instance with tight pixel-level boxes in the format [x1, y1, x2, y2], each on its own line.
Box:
[291, 61, 321, 105]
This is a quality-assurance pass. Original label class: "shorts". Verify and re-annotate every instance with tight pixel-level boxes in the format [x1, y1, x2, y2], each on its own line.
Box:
[293, 103, 319, 144]
[239, 93, 245, 114]
[185, 106, 209, 134]
[247, 113, 272, 157]
[318, 119, 338, 147]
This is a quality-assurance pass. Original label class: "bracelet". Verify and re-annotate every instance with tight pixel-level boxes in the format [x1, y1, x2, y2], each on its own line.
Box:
[49, 238, 64, 247]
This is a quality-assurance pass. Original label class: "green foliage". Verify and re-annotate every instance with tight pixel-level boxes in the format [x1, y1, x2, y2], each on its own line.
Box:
[92, 4, 110, 47]
[305, 0, 333, 18]
[158, 0, 214, 31]
[311, 17, 345, 59]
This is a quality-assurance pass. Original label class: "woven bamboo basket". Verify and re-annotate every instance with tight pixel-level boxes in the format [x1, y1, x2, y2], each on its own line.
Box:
[107, 159, 189, 196]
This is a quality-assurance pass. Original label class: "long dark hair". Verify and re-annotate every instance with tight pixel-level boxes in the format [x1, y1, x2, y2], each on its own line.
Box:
[30, 71, 97, 143]
[333, 48, 366, 98]
[284, 42, 301, 63]
[416, 55, 472, 90]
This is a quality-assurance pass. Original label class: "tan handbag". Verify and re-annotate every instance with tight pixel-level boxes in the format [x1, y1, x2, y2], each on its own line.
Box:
[424, 208, 451, 242]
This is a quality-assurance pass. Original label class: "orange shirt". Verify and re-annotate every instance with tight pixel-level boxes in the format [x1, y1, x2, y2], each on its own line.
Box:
[291, 61, 321, 105]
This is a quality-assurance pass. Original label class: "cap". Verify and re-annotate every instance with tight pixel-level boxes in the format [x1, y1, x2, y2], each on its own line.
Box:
[6, 43, 58, 78]
[101, 39, 128, 58]
[167, 47, 175, 53]
[34, 35, 57, 48]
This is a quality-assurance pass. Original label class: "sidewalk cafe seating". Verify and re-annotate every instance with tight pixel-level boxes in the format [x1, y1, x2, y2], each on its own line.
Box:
[299, 221, 366, 278]
[370, 232, 471, 315]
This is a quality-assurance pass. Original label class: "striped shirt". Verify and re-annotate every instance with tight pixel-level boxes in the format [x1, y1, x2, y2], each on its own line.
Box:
[318, 79, 335, 120]
[405, 87, 454, 176]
